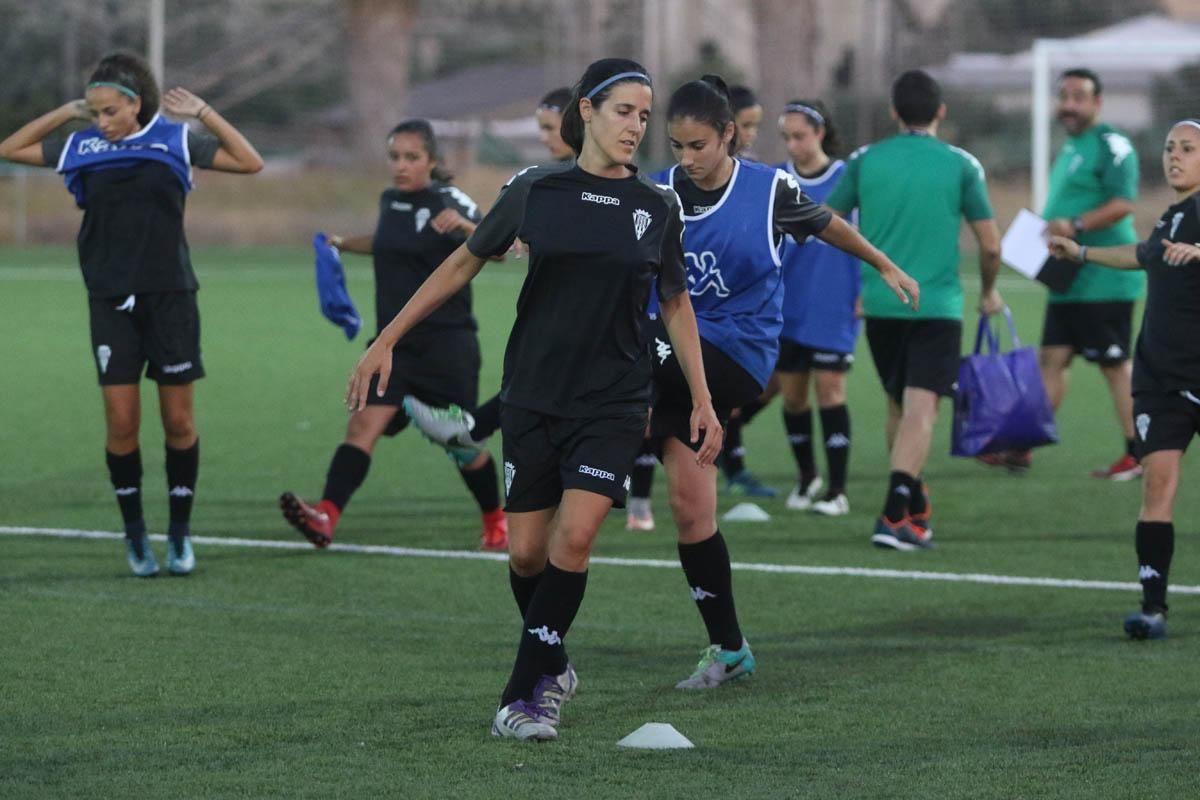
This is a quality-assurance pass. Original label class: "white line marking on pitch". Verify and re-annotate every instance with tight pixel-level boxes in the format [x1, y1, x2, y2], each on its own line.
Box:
[3, 525, 1192, 595]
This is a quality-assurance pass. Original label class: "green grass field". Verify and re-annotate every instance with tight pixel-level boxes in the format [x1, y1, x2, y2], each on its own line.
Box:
[3, 246, 1198, 798]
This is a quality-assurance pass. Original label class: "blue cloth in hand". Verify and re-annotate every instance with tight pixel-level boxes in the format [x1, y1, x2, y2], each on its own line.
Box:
[313, 232, 361, 340]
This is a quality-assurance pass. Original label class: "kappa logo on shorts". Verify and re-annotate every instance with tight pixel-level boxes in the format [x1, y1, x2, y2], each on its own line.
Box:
[578, 464, 616, 482]
[161, 361, 193, 375]
[96, 344, 112, 374]
[415, 207, 431, 233]
[654, 337, 673, 364]
[623, 474, 631, 493]
[504, 461, 516, 497]
[633, 208, 652, 240]
[1105, 344, 1125, 360]
[1136, 413, 1151, 441]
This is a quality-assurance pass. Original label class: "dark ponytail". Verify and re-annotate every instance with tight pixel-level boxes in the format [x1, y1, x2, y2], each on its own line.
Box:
[781, 98, 840, 157]
[560, 58, 652, 156]
[88, 51, 160, 126]
[666, 74, 738, 155]
[729, 85, 759, 115]
[388, 118, 453, 183]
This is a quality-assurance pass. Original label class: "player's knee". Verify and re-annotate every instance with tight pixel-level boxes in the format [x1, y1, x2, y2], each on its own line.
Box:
[668, 486, 711, 539]
[508, 540, 547, 575]
[162, 411, 196, 443]
[105, 413, 139, 445]
[553, 519, 599, 562]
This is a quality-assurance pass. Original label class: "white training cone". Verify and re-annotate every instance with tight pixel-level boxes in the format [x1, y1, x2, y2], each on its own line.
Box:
[617, 722, 695, 750]
[722, 502, 770, 522]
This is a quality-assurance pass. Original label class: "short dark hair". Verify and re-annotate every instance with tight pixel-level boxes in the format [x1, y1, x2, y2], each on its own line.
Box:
[891, 69, 942, 127]
[560, 58, 652, 156]
[88, 51, 160, 126]
[667, 74, 738, 155]
[1059, 67, 1102, 97]
[782, 98, 840, 157]
[388, 118, 452, 183]
[538, 87, 571, 113]
[728, 84, 759, 114]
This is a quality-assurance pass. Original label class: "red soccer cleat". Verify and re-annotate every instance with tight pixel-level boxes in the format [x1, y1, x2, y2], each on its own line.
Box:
[480, 508, 509, 552]
[279, 492, 337, 548]
[1091, 453, 1143, 481]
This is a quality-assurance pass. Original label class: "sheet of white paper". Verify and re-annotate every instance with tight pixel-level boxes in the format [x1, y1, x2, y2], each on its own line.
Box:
[1001, 208, 1050, 280]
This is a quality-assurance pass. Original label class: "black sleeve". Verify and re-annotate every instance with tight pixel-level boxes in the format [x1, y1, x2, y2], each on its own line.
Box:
[466, 169, 534, 258]
[440, 185, 483, 223]
[42, 135, 67, 167]
[187, 130, 220, 169]
[1135, 238, 1155, 269]
[656, 193, 687, 303]
[771, 171, 833, 240]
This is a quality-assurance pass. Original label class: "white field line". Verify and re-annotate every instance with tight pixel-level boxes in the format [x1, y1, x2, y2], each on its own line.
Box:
[2, 525, 1193, 595]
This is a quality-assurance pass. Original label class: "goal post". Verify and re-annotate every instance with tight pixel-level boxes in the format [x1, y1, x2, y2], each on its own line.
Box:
[1030, 37, 1200, 213]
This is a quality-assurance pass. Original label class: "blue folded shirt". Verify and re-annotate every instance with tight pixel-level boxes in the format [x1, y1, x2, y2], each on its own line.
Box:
[312, 232, 361, 340]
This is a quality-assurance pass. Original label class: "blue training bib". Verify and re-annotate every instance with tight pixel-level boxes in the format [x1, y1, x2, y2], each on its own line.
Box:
[57, 113, 193, 207]
[651, 158, 784, 388]
[777, 159, 861, 354]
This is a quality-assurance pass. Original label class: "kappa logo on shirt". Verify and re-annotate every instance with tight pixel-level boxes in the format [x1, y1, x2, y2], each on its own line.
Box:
[581, 191, 620, 206]
[633, 209, 652, 240]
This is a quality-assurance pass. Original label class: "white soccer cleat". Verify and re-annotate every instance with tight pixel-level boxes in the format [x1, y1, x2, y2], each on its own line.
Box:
[625, 498, 655, 531]
[810, 493, 850, 516]
[785, 476, 824, 511]
[491, 700, 558, 741]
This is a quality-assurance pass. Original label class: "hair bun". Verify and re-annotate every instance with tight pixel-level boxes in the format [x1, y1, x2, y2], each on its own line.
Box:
[700, 74, 730, 100]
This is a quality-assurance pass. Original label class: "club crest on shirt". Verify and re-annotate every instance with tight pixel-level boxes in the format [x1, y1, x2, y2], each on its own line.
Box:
[633, 209, 652, 240]
[415, 207, 431, 233]
[1136, 413, 1151, 441]
[1170, 211, 1184, 239]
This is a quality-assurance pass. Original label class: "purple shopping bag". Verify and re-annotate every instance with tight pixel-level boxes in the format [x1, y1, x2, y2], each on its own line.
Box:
[951, 309, 1057, 457]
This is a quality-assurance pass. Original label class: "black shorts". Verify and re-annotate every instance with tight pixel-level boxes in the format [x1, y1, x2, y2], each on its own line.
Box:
[865, 318, 961, 404]
[776, 337, 854, 374]
[647, 318, 761, 450]
[88, 292, 205, 386]
[500, 405, 647, 512]
[367, 328, 481, 437]
[1132, 392, 1200, 458]
[1041, 301, 1133, 365]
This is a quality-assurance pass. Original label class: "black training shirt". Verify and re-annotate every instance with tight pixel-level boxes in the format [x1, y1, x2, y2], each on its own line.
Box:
[672, 162, 833, 241]
[467, 163, 687, 418]
[42, 131, 220, 298]
[371, 182, 482, 336]
[1133, 193, 1200, 394]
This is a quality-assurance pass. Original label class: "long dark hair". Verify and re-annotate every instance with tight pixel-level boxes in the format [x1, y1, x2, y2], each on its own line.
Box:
[88, 51, 160, 126]
[667, 74, 738, 155]
[560, 58, 652, 156]
[782, 98, 840, 157]
[538, 86, 571, 113]
[388, 119, 452, 183]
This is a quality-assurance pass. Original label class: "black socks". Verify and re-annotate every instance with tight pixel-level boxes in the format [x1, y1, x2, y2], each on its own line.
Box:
[509, 566, 542, 618]
[882, 470, 916, 523]
[501, 563, 587, 705]
[322, 444, 371, 511]
[819, 405, 851, 495]
[630, 438, 657, 499]
[784, 410, 816, 486]
[1136, 521, 1174, 614]
[678, 531, 743, 651]
[165, 440, 199, 539]
[106, 449, 144, 537]
[721, 398, 767, 478]
[460, 455, 500, 513]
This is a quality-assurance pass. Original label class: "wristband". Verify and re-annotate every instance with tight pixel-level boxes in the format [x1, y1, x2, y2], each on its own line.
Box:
[197, 105, 211, 121]
[1078, 245, 1088, 263]
[1072, 216, 1086, 234]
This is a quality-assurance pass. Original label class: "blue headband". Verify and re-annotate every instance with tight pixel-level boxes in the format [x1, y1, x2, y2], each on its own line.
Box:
[88, 81, 138, 98]
[585, 71, 651, 100]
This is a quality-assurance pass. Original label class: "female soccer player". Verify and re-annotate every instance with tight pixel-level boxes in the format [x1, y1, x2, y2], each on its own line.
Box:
[654, 77, 918, 688]
[347, 59, 721, 741]
[730, 84, 763, 158]
[0, 51, 263, 577]
[279, 120, 507, 551]
[1049, 119, 1200, 641]
[775, 99, 860, 516]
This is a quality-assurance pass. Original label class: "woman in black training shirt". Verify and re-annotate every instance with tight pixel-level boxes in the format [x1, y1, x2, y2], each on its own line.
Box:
[0, 51, 262, 578]
[1049, 119, 1200, 641]
[279, 120, 507, 552]
[347, 59, 721, 742]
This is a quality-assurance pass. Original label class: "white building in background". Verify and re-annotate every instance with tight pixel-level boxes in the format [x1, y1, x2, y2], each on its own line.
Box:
[927, 13, 1200, 132]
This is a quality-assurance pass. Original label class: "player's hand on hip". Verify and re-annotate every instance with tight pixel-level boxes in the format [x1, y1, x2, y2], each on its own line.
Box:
[346, 340, 393, 413]
[690, 402, 724, 467]
[1162, 239, 1200, 266]
[1047, 235, 1080, 262]
[978, 288, 1005, 316]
